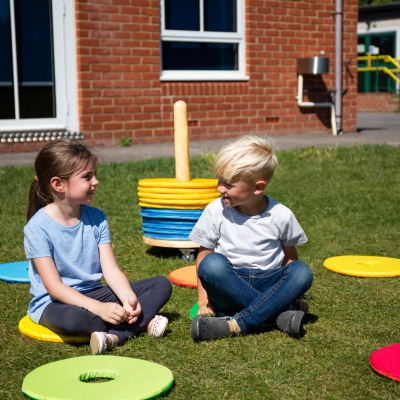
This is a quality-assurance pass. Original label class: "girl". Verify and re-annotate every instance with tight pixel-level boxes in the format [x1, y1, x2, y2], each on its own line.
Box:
[24, 139, 172, 354]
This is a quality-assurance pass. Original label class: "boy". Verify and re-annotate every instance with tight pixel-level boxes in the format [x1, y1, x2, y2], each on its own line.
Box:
[189, 135, 313, 341]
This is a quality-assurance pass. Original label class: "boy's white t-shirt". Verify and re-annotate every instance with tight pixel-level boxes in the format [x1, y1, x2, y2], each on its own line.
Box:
[189, 196, 308, 270]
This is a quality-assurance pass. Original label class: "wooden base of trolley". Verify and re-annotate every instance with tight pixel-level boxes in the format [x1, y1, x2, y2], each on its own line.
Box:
[142, 236, 199, 261]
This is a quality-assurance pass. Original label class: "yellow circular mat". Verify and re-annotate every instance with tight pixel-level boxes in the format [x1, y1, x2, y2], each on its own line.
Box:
[323, 255, 400, 277]
[139, 178, 218, 189]
[19, 315, 89, 343]
[139, 201, 209, 210]
[138, 191, 220, 200]
[138, 187, 217, 194]
[139, 197, 216, 206]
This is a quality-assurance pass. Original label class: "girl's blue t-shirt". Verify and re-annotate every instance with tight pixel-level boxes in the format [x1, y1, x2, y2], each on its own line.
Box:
[23, 205, 111, 323]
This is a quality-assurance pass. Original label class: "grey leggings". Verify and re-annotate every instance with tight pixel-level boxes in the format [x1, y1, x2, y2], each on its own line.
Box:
[39, 276, 172, 345]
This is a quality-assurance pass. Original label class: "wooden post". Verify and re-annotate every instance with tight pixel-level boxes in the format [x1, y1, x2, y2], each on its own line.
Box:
[174, 100, 190, 182]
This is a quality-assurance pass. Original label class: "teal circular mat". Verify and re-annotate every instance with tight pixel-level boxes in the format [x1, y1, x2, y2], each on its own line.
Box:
[0, 260, 29, 283]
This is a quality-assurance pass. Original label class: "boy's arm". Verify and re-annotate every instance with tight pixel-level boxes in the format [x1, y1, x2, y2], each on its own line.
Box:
[196, 246, 215, 316]
[282, 245, 299, 266]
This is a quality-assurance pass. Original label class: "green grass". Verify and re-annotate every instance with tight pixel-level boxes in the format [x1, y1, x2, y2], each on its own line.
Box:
[1, 145, 399, 399]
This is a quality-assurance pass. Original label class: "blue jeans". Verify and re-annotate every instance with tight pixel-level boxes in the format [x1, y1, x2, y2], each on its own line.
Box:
[198, 253, 313, 334]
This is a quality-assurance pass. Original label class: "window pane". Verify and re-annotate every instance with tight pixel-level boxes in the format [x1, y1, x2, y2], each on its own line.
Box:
[0, 0, 15, 119]
[204, 0, 236, 32]
[358, 33, 396, 93]
[357, 37, 366, 93]
[162, 41, 238, 70]
[15, 0, 55, 118]
[165, 0, 199, 31]
[370, 34, 395, 57]
[370, 34, 396, 92]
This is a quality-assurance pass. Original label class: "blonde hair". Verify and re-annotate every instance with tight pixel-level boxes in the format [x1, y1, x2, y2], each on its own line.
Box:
[27, 139, 98, 221]
[214, 135, 278, 184]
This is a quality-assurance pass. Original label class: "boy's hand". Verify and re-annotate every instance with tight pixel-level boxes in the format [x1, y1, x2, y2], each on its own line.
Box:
[198, 302, 215, 316]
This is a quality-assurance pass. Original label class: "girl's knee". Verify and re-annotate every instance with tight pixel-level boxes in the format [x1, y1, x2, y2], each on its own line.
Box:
[156, 275, 173, 298]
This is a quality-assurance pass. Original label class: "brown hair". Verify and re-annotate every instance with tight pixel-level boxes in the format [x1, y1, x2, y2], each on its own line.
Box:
[27, 139, 98, 221]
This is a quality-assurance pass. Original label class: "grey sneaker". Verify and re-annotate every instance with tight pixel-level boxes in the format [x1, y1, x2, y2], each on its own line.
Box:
[191, 316, 230, 342]
[276, 310, 305, 338]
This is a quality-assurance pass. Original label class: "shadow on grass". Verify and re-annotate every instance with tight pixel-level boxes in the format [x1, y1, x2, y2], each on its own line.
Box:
[304, 313, 319, 325]
[146, 246, 186, 259]
[146, 245, 199, 262]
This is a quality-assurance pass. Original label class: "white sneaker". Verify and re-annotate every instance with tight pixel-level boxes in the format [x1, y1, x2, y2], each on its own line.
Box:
[90, 332, 108, 355]
[148, 315, 168, 337]
[90, 331, 119, 355]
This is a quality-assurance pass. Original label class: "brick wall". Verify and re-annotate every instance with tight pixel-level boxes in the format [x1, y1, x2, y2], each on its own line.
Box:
[1, 0, 358, 153]
[358, 93, 400, 112]
[73, 0, 359, 148]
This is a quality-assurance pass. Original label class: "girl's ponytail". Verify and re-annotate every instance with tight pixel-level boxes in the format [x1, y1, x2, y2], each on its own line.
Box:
[27, 178, 54, 221]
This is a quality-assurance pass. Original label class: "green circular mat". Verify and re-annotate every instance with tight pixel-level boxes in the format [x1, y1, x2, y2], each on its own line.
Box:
[189, 302, 199, 320]
[22, 355, 174, 400]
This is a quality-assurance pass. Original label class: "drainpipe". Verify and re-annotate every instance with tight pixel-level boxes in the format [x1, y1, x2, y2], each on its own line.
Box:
[335, 0, 343, 133]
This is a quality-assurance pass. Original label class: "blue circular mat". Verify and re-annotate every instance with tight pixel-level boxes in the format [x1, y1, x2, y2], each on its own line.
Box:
[143, 232, 191, 240]
[142, 221, 195, 230]
[0, 260, 29, 283]
[140, 208, 202, 241]
[140, 208, 203, 220]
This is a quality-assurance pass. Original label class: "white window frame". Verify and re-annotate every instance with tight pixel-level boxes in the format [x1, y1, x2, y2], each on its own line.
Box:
[160, 0, 248, 82]
[0, 0, 79, 133]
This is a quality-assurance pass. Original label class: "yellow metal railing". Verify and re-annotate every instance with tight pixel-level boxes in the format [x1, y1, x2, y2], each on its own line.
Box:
[357, 54, 400, 83]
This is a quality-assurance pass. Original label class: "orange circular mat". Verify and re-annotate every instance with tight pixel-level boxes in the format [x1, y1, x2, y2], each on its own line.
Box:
[168, 265, 197, 288]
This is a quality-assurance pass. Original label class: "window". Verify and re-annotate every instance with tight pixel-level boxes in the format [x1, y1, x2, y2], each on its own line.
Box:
[160, 0, 247, 81]
[0, 0, 79, 141]
[358, 32, 397, 93]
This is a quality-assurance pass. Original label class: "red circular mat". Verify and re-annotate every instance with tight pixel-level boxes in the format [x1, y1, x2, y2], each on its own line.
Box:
[370, 343, 400, 381]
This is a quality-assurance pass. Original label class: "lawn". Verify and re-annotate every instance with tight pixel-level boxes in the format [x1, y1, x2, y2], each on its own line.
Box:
[0, 144, 399, 399]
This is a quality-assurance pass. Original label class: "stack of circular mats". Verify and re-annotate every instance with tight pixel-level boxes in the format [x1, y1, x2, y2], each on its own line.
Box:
[138, 179, 219, 240]
[138, 101, 219, 260]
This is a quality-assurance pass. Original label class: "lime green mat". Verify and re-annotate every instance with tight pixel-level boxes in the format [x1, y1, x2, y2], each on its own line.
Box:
[22, 355, 174, 400]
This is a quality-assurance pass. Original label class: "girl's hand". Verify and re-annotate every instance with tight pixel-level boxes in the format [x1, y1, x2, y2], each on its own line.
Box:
[97, 302, 130, 325]
[122, 295, 142, 324]
[198, 302, 215, 316]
